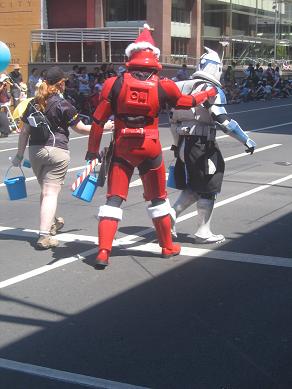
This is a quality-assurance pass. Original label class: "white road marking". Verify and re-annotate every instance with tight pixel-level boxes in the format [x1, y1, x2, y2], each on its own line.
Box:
[129, 144, 282, 187]
[253, 121, 292, 133]
[0, 357, 148, 389]
[230, 103, 292, 115]
[0, 248, 95, 289]
[177, 173, 292, 223]
[0, 226, 98, 244]
[1, 171, 292, 288]
[0, 146, 20, 153]
[224, 143, 281, 161]
[128, 243, 292, 267]
[1, 225, 291, 290]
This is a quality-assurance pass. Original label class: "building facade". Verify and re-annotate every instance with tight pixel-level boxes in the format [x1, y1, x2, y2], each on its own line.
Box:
[204, 0, 292, 65]
[0, 0, 41, 79]
[41, 0, 292, 65]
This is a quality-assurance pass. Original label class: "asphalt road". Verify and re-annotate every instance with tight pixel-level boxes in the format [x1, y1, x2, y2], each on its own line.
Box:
[0, 97, 292, 389]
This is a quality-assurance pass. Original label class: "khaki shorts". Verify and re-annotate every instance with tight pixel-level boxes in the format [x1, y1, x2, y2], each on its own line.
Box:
[29, 146, 70, 185]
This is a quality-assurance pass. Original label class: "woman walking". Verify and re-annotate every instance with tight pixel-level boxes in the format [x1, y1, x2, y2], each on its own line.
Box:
[12, 66, 91, 249]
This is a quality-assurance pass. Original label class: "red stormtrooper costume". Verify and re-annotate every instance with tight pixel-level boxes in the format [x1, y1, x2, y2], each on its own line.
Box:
[86, 24, 216, 267]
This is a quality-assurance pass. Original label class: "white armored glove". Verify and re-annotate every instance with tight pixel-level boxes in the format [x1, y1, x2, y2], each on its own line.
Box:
[245, 138, 256, 154]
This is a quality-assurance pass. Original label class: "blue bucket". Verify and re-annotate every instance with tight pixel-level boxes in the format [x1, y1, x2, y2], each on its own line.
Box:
[72, 170, 99, 202]
[167, 165, 176, 189]
[4, 166, 27, 200]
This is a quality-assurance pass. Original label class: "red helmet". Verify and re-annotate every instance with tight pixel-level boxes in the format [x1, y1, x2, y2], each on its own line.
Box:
[126, 49, 162, 71]
[125, 24, 162, 71]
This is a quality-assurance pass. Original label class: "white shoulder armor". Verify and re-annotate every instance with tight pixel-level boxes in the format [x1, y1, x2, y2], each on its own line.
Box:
[212, 86, 227, 105]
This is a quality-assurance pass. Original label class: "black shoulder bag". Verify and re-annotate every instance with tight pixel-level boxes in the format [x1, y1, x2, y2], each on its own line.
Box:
[27, 98, 60, 144]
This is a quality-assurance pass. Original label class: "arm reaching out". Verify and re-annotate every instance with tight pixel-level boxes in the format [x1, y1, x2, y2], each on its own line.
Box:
[85, 78, 116, 160]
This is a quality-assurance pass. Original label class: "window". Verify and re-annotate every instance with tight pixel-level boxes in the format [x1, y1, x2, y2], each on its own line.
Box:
[106, 0, 146, 21]
[171, 0, 192, 23]
[171, 37, 189, 56]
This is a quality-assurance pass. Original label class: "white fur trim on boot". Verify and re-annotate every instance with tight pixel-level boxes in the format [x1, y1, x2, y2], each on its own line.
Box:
[147, 198, 171, 219]
[98, 205, 123, 221]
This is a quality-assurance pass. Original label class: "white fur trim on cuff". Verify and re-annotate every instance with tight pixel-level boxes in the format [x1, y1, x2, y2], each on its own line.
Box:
[147, 198, 171, 219]
[98, 205, 123, 221]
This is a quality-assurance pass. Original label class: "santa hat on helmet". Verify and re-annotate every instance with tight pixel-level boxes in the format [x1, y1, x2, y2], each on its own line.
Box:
[125, 24, 162, 70]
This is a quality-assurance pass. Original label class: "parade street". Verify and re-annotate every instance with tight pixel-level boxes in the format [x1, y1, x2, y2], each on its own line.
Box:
[0, 98, 292, 389]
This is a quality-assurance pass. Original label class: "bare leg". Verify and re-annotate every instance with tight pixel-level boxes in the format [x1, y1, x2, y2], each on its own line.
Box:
[39, 182, 61, 234]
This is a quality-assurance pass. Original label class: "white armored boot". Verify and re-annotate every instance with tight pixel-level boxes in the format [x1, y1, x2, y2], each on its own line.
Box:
[194, 198, 225, 243]
[170, 189, 199, 237]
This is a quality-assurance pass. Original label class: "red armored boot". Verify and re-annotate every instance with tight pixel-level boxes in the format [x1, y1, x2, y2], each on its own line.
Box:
[152, 214, 181, 258]
[96, 217, 119, 267]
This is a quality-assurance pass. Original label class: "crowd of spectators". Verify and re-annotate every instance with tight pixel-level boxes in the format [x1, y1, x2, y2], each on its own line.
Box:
[222, 62, 292, 104]
[1, 60, 292, 138]
[63, 63, 126, 117]
[26, 63, 125, 118]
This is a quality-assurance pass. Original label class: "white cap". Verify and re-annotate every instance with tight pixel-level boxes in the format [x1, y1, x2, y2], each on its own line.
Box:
[0, 73, 9, 83]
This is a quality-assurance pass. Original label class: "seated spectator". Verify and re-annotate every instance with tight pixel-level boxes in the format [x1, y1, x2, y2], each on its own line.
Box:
[262, 79, 272, 100]
[176, 64, 190, 81]
[28, 68, 40, 97]
[239, 80, 253, 102]
[106, 63, 117, 78]
[94, 74, 105, 94]
[253, 81, 265, 100]
[223, 65, 235, 87]
[0, 110, 10, 137]
[64, 73, 79, 108]
[39, 69, 47, 82]
[0, 74, 11, 106]
[263, 63, 274, 83]
[280, 80, 291, 98]
[78, 67, 90, 95]
[117, 66, 126, 77]
[256, 66, 264, 82]
[0, 74, 11, 137]
[224, 84, 241, 104]
[19, 82, 28, 102]
[88, 75, 106, 112]
[272, 66, 281, 96]
[100, 63, 108, 79]
[285, 80, 292, 95]
[244, 63, 255, 81]
[78, 67, 91, 114]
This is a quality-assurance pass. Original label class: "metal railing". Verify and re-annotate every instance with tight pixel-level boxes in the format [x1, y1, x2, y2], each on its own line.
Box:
[30, 27, 141, 63]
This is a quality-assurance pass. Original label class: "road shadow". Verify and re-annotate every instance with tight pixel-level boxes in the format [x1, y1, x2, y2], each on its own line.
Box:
[1, 215, 292, 388]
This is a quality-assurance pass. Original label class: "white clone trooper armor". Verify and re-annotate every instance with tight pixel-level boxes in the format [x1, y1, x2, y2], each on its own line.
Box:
[169, 47, 256, 243]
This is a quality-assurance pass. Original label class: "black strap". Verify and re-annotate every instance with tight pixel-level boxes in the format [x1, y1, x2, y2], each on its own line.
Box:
[29, 96, 63, 132]
[109, 75, 124, 114]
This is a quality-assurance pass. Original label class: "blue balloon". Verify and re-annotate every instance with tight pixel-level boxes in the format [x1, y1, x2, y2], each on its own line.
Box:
[0, 41, 11, 72]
